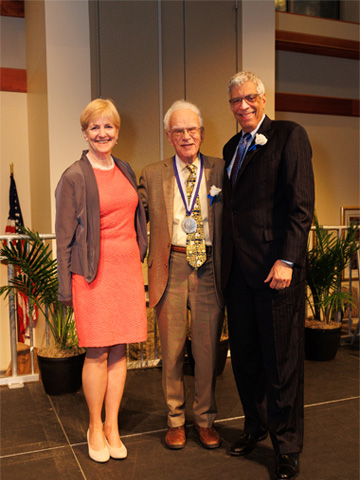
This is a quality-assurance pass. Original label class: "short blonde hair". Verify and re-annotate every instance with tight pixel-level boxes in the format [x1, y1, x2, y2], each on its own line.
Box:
[80, 98, 121, 131]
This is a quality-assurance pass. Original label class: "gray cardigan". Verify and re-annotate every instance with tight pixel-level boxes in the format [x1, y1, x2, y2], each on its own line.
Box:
[55, 151, 147, 305]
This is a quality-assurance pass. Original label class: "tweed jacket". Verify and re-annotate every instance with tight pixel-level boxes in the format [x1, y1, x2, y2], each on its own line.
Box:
[222, 115, 315, 290]
[55, 151, 147, 305]
[138, 154, 224, 309]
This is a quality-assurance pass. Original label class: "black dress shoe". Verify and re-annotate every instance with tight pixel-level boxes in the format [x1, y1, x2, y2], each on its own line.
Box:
[230, 432, 268, 456]
[276, 453, 299, 479]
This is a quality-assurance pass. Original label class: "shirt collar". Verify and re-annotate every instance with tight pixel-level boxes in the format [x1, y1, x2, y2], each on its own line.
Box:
[244, 114, 266, 139]
[176, 154, 200, 171]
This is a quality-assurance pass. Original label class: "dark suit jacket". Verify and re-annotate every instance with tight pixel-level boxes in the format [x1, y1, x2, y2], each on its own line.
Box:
[55, 151, 148, 304]
[222, 115, 315, 290]
[138, 154, 224, 309]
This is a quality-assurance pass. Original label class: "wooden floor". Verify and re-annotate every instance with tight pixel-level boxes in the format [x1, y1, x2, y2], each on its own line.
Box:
[0, 344, 359, 480]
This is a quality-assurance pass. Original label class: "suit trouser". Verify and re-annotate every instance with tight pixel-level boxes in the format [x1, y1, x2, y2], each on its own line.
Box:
[226, 256, 305, 455]
[155, 250, 223, 428]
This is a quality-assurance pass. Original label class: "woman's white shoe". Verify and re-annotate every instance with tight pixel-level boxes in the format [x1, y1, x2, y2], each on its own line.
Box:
[105, 437, 128, 460]
[87, 429, 110, 463]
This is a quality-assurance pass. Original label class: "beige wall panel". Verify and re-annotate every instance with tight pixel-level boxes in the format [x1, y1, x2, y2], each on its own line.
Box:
[184, 0, 238, 158]
[241, 1, 275, 118]
[276, 51, 359, 99]
[0, 16, 26, 69]
[95, 1, 160, 178]
[276, 111, 360, 226]
[161, 0, 187, 161]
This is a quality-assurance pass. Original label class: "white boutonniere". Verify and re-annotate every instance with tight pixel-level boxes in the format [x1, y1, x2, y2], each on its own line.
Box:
[207, 185, 222, 205]
[249, 133, 268, 151]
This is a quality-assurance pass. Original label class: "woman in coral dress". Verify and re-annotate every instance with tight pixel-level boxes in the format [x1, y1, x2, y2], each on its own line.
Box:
[55, 99, 147, 463]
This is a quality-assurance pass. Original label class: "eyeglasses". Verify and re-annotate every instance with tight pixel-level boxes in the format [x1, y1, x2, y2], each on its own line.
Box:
[170, 127, 202, 138]
[229, 94, 260, 106]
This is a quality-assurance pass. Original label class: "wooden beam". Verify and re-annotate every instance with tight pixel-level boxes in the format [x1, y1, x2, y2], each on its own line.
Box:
[276, 93, 359, 117]
[0, 0, 24, 17]
[0, 67, 27, 92]
[276, 30, 360, 60]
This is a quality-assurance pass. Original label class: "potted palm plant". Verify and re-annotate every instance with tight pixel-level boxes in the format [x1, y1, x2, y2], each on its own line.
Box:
[305, 215, 359, 361]
[0, 228, 85, 394]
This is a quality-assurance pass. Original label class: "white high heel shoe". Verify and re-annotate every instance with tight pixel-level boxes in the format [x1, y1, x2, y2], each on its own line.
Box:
[105, 437, 128, 460]
[87, 429, 110, 463]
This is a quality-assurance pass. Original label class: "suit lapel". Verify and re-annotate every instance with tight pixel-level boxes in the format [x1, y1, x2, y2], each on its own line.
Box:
[203, 155, 215, 244]
[237, 115, 272, 178]
[224, 133, 241, 169]
[162, 157, 175, 239]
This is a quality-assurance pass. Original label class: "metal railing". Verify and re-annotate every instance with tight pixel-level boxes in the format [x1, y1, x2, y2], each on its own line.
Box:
[0, 233, 160, 388]
[0, 233, 55, 388]
[1, 227, 359, 388]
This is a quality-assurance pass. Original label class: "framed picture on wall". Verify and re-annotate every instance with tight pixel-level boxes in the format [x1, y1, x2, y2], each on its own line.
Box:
[340, 206, 360, 280]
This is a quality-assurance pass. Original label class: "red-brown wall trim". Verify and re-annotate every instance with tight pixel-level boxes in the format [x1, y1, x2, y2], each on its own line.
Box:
[0, 68, 27, 92]
[276, 92, 359, 117]
[0, 0, 24, 17]
[276, 30, 360, 60]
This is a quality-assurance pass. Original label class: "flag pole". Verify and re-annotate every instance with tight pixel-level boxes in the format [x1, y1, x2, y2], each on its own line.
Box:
[6, 164, 23, 386]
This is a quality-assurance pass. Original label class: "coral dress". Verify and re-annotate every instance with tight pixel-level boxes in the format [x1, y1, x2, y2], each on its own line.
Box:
[72, 164, 147, 347]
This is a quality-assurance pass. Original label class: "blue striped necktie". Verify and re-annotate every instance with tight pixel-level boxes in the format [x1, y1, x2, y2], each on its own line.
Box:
[230, 132, 252, 188]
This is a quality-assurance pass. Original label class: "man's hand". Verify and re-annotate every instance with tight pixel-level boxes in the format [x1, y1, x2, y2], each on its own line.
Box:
[264, 260, 293, 290]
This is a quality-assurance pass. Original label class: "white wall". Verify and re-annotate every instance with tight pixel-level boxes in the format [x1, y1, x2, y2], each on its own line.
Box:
[276, 112, 359, 225]
[0, 93, 31, 373]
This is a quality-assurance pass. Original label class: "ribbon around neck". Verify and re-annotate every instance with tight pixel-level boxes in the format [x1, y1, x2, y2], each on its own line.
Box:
[173, 154, 203, 217]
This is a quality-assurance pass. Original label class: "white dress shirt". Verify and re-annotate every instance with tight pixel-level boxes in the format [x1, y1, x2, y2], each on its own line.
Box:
[172, 155, 211, 247]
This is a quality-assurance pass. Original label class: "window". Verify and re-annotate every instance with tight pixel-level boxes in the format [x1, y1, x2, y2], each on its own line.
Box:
[275, 0, 340, 20]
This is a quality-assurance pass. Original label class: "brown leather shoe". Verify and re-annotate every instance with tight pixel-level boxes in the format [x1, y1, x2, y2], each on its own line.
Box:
[194, 424, 221, 449]
[165, 426, 186, 449]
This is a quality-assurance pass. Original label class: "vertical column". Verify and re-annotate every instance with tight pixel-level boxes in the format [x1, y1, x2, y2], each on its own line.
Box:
[25, 0, 92, 232]
[240, 1, 275, 117]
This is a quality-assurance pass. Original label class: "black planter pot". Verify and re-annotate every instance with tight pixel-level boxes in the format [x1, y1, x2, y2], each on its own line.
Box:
[304, 326, 342, 361]
[38, 352, 86, 395]
[185, 338, 229, 376]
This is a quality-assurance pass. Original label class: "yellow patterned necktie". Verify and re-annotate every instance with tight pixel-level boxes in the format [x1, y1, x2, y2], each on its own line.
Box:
[185, 164, 206, 269]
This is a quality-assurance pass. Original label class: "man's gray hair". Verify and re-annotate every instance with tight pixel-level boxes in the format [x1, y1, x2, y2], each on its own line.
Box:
[164, 100, 204, 131]
[227, 71, 265, 96]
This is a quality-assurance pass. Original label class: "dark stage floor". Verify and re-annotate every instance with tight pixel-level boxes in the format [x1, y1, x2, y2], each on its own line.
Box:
[1, 345, 359, 480]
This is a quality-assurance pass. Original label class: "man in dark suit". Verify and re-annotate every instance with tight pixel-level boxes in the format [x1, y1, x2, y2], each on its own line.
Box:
[139, 100, 224, 451]
[222, 71, 314, 480]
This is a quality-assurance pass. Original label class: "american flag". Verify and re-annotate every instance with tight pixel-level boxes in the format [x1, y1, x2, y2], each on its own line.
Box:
[5, 171, 37, 342]
[5, 174, 24, 234]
